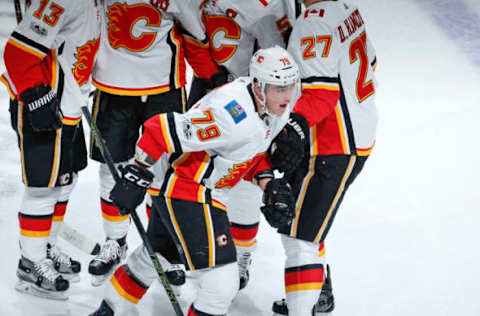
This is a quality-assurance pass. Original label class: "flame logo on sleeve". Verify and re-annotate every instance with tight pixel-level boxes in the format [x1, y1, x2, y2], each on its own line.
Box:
[107, 3, 162, 52]
[215, 161, 252, 189]
[73, 38, 100, 86]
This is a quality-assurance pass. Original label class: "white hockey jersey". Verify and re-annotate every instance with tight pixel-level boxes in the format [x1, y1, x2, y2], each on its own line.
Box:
[287, 0, 378, 155]
[202, 0, 292, 77]
[137, 77, 296, 206]
[2, 0, 101, 124]
[92, 0, 206, 96]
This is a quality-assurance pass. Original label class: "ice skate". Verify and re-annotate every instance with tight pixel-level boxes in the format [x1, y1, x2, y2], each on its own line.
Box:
[15, 257, 69, 300]
[272, 265, 335, 315]
[88, 239, 127, 287]
[165, 264, 186, 296]
[237, 252, 252, 290]
[89, 299, 114, 316]
[47, 243, 81, 282]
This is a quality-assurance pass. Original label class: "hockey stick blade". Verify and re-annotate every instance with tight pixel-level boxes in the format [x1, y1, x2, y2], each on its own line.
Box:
[59, 224, 101, 255]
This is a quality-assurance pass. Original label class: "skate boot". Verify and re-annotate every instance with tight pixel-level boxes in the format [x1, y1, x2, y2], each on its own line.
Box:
[15, 256, 69, 300]
[88, 238, 127, 287]
[238, 252, 252, 290]
[272, 265, 335, 315]
[166, 264, 186, 286]
[272, 299, 288, 315]
[165, 264, 186, 296]
[89, 299, 114, 316]
[47, 243, 81, 282]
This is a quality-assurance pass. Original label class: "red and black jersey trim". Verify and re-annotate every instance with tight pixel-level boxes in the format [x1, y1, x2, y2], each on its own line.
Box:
[160, 152, 183, 194]
[166, 27, 183, 90]
[166, 112, 182, 153]
[338, 76, 357, 155]
[11, 31, 50, 55]
[188, 304, 216, 316]
[199, 155, 215, 184]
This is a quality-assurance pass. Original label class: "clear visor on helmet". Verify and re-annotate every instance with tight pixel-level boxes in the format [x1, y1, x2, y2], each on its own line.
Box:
[257, 79, 301, 117]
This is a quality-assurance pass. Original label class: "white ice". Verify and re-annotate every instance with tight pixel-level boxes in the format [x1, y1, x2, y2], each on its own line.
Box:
[1, 0, 480, 315]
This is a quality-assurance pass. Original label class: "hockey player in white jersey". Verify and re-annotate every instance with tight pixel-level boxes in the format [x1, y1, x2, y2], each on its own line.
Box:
[269, 0, 378, 315]
[184, 0, 295, 290]
[89, 46, 299, 316]
[87, 0, 207, 287]
[1, 0, 100, 300]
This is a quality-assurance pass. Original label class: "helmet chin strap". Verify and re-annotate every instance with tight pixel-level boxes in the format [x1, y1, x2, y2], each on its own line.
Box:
[256, 82, 276, 120]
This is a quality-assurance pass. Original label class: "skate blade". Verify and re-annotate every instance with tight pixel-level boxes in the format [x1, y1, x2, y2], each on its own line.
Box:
[61, 272, 80, 283]
[15, 280, 68, 301]
[90, 274, 109, 287]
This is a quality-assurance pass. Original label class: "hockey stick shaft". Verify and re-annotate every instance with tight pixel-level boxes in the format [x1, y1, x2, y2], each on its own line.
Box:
[14, 0, 22, 23]
[13, 0, 100, 257]
[57, 56, 184, 316]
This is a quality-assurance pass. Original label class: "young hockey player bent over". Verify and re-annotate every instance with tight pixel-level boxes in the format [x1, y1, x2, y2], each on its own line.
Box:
[89, 46, 299, 315]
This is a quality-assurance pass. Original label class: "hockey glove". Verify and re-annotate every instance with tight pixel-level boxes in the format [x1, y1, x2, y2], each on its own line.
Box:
[110, 164, 154, 216]
[269, 113, 309, 176]
[20, 84, 63, 132]
[209, 66, 230, 90]
[261, 178, 295, 229]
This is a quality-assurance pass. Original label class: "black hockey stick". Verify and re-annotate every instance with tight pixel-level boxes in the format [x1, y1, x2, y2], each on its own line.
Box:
[56, 57, 184, 316]
[81, 107, 185, 316]
[14, 0, 23, 23]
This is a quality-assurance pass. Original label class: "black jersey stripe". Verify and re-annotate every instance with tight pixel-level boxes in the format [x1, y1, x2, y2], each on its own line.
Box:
[302, 76, 339, 84]
[166, 28, 177, 90]
[166, 112, 182, 154]
[11, 31, 50, 55]
[338, 76, 357, 155]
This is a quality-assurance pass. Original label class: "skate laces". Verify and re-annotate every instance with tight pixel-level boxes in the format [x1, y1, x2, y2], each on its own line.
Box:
[238, 252, 252, 277]
[96, 240, 121, 263]
[48, 244, 71, 266]
[34, 259, 61, 284]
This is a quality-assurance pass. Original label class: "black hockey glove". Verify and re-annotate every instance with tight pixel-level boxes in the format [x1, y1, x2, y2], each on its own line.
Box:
[261, 179, 295, 229]
[209, 66, 230, 90]
[110, 164, 154, 216]
[270, 113, 309, 176]
[20, 84, 62, 132]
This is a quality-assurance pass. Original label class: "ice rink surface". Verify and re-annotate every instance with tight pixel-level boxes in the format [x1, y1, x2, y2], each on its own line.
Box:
[1, 0, 480, 315]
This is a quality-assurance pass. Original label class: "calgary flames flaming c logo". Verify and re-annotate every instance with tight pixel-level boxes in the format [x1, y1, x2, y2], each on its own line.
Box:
[107, 3, 161, 52]
[73, 39, 100, 86]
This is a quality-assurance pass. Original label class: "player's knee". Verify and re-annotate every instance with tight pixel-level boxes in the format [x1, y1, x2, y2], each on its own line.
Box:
[21, 187, 60, 214]
[194, 262, 239, 314]
[58, 172, 78, 201]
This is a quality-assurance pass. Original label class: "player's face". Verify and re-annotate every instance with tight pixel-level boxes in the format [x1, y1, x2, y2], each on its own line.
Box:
[264, 83, 297, 116]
